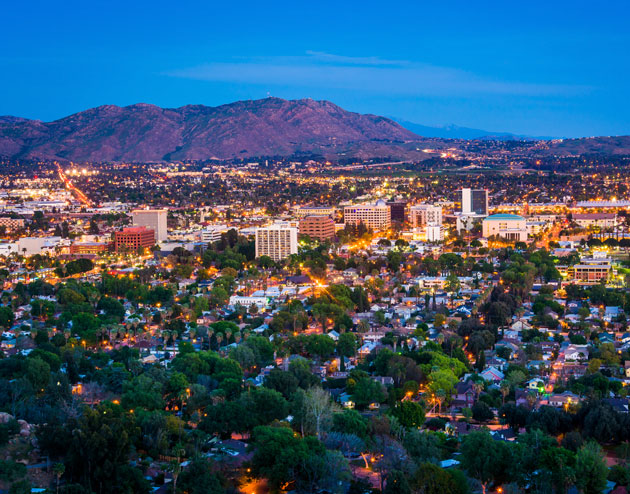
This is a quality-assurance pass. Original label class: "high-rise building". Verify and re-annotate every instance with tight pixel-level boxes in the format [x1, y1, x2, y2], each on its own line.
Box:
[343, 200, 391, 230]
[255, 224, 298, 261]
[461, 189, 488, 216]
[386, 201, 407, 223]
[115, 226, 156, 252]
[131, 209, 168, 242]
[299, 215, 335, 241]
[409, 205, 443, 228]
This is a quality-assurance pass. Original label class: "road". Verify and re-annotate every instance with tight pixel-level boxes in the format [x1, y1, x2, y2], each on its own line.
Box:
[57, 163, 94, 207]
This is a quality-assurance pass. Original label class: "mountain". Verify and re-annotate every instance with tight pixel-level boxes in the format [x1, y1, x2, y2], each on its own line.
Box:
[0, 98, 424, 162]
[393, 118, 553, 141]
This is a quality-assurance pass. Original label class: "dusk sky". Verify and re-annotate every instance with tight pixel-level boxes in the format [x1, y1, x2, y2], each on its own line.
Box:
[3, 0, 629, 137]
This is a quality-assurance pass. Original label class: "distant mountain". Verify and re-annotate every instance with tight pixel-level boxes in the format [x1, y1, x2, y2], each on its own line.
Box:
[535, 135, 630, 156]
[393, 118, 554, 141]
[1, 98, 628, 162]
[0, 98, 424, 162]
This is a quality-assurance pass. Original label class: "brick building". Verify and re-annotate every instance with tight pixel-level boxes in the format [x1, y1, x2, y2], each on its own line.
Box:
[114, 227, 155, 252]
[299, 215, 335, 241]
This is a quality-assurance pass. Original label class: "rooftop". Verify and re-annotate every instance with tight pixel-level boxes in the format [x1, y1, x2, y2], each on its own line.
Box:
[484, 213, 525, 221]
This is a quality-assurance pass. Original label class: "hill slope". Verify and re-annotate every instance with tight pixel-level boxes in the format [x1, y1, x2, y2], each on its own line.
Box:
[0, 98, 421, 162]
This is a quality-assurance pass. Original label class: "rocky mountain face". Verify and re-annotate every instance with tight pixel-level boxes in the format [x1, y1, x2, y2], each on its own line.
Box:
[0, 98, 422, 162]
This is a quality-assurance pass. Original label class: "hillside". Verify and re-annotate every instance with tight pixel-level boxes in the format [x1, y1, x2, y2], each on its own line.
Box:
[0, 98, 424, 162]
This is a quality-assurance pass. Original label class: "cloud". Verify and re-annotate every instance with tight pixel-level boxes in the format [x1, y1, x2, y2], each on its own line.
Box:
[165, 52, 589, 97]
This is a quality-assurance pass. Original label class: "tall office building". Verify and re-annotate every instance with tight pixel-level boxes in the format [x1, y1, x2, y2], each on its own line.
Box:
[255, 224, 298, 261]
[131, 209, 168, 242]
[343, 200, 391, 230]
[386, 201, 407, 223]
[409, 205, 443, 228]
[461, 189, 488, 216]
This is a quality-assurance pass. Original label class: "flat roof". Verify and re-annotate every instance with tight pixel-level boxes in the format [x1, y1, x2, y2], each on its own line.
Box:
[485, 214, 525, 221]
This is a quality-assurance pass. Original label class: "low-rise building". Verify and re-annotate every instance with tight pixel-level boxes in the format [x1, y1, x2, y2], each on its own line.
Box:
[482, 214, 528, 242]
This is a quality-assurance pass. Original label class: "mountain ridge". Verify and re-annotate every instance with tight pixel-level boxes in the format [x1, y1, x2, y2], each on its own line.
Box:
[1, 98, 629, 162]
[0, 98, 423, 162]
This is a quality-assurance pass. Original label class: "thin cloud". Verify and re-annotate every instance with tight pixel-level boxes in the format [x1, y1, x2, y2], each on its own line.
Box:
[166, 52, 590, 97]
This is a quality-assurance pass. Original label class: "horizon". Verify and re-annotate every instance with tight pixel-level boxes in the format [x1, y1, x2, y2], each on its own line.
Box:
[0, 96, 625, 140]
[3, 0, 630, 138]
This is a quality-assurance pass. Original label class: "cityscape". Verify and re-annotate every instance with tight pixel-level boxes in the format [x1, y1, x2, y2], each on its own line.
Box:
[2, 1, 630, 494]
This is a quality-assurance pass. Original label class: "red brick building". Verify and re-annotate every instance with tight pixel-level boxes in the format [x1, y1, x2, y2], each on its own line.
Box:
[299, 215, 335, 241]
[114, 227, 155, 252]
[70, 242, 111, 255]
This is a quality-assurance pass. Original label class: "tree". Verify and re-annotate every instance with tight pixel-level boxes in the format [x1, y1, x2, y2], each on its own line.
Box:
[24, 357, 50, 390]
[304, 387, 336, 440]
[445, 273, 461, 294]
[411, 462, 459, 494]
[336, 332, 357, 371]
[500, 380, 511, 405]
[384, 470, 411, 494]
[575, 442, 608, 494]
[263, 369, 299, 400]
[540, 447, 576, 494]
[403, 430, 444, 465]
[0, 307, 14, 329]
[352, 378, 386, 409]
[65, 403, 149, 494]
[332, 410, 368, 438]
[472, 402, 494, 423]
[176, 456, 224, 494]
[460, 430, 506, 494]
[389, 401, 425, 428]
[53, 463, 65, 494]
[248, 425, 349, 493]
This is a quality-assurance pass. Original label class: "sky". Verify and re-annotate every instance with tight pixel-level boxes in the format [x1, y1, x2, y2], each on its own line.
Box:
[2, 0, 630, 137]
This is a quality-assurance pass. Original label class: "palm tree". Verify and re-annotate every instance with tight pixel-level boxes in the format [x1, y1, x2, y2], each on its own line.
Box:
[500, 380, 510, 405]
[435, 389, 446, 415]
[53, 462, 65, 494]
[472, 381, 484, 403]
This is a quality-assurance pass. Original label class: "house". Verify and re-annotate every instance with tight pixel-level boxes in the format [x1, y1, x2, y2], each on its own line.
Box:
[563, 344, 589, 361]
[511, 320, 532, 332]
[527, 378, 545, 391]
[480, 366, 505, 382]
[372, 376, 394, 386]
[339, 392, 355, 408]
[451, 381, 475, 408]
[547, 391, 581, 408]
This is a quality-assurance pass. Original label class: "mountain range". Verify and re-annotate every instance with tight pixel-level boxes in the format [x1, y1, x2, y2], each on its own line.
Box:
[391, 119, 555, 141]
[0, 98, 628, 162]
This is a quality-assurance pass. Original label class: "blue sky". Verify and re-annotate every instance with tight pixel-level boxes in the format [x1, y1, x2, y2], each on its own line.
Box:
[2, 0, 629, 137]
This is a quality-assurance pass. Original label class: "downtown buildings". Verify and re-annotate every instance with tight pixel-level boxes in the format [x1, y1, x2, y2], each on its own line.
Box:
[343, 200, 391, 230]
[255, 223, 298, 261]
[131, 209, 168, 242]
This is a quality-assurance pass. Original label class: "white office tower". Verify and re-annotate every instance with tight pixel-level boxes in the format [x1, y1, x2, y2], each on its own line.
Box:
[131, 209, 168, 242]
[410, 204, 443, 228]
[460, 188, 488, 216]
[343, 200, 391, 230]
[255, 224, 298, 261]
